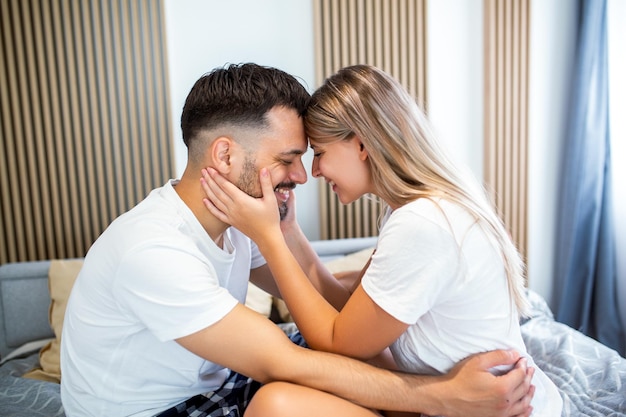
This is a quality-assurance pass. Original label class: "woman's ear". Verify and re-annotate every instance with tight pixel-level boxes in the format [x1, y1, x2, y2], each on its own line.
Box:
[211, 137, 232, 174]
[357, 139, 369, 161]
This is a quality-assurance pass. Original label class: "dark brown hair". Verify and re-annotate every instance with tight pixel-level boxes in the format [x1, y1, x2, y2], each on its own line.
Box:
[181, 63, 310, 147]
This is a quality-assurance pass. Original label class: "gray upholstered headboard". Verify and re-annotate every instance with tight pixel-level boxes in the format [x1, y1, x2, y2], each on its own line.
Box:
[309, 237, 377, 263]
[0, 260, 55, 359]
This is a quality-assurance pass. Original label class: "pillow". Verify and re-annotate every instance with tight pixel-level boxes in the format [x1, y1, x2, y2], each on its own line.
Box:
[245, 282, 273, 318]
[23, 259, 83, 383]
[323, 247, 374, 274]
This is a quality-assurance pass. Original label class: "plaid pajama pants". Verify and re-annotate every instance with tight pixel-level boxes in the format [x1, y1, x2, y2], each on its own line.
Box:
[155, 331, 306, 417]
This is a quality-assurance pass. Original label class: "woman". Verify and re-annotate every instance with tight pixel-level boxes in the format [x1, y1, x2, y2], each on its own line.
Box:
[201, 64, 560, 416]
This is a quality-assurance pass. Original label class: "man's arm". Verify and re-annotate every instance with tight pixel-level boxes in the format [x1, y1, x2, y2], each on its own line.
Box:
[176, 303, 533, 417]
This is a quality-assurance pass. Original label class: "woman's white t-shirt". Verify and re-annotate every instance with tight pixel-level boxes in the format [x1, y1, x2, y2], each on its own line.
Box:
[361, 198, 562, 416]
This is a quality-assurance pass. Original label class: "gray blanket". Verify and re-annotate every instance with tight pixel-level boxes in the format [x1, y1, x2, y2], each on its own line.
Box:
[1, 290, 625, 416]
[0, 354, 63, 417]
[522, 290, 626, 416]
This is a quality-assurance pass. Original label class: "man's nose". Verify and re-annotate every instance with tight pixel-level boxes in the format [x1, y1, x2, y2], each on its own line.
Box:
[290, 160, 308, 184]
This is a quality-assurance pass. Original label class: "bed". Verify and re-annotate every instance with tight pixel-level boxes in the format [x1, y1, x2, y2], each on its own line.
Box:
[1, 237, 625, 416]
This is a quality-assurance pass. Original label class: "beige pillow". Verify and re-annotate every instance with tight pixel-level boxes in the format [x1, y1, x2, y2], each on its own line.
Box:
[24, 259, 83, 383]
[245, 282, 274, 317]
[323, 247, 375, 274]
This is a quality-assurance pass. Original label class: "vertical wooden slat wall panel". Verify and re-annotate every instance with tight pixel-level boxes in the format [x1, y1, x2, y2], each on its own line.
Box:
[0, 0, 17, 262]
[519, 4, 529, 258]
[50, 0, 76, 258]
[86, 1, 114, 230]
[19, 1, 41, 259]
[72, 0, 94, 251]
[39, 1, 65, 258]
[0, 0, 174, 264]
[483, 0, 530, 260]
[16, 0, 32, 257]
[80, 1, 103, 237]
[30, 1, 53, 258]
[60, 0, 81, 255]
[313, 0, 428, 240]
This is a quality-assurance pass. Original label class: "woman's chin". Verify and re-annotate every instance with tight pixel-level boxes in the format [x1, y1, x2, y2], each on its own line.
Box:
[337, 194, 355, 205]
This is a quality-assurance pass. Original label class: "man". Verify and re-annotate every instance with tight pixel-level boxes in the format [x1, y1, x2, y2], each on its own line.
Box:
[60, 63, 534, 417]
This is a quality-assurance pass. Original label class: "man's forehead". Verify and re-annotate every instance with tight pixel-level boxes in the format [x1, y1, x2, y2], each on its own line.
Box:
[259, 106, 307, 154]
[258, 131, 307, 154]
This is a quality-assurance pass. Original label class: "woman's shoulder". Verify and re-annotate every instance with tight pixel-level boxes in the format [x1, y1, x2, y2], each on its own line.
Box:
[383, 198, 450, 236]
[388, 197, 477, 238]
[395, 197, 466, 219]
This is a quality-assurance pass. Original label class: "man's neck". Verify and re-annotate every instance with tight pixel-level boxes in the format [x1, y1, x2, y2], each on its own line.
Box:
[174, 170, 229, 245]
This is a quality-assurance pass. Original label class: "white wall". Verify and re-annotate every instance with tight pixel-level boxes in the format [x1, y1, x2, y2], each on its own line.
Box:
[527, 1, 577, 306]
[427, 0, 484, 178]
[163, 0, 320, 239]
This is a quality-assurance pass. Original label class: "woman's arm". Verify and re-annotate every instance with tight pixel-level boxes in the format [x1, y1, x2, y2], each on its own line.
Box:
[247, 189, 363, 310]
[201, 167, 406, 358]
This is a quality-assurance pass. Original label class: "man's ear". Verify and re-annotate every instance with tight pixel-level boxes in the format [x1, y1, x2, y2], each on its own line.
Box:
[211, 137, 232, 174]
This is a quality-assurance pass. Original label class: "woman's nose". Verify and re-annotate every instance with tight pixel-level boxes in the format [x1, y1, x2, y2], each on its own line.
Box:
[311, 158, 321, 178]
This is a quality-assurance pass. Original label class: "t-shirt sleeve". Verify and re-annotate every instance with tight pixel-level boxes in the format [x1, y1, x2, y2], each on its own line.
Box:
[361, 208, 461, 324]
[249, 240, 266, 269]
[112, 244, 238, 342]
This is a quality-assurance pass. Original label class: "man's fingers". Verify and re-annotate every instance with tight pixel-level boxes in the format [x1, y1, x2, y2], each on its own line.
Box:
[467, 350, 535, 417]
[508, 359, 533, 402]
[508, 384, 534, 417]
[475, 349, 521, 370]
[503, 359, 535, 417]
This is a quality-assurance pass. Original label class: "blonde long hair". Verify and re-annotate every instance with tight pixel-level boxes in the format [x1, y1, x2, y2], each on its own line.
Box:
[304, 65, 529, 316]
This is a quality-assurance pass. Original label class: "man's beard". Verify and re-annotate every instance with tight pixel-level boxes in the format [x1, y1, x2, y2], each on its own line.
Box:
[278, 201, 288, 220]
[237, 155, 291, 220]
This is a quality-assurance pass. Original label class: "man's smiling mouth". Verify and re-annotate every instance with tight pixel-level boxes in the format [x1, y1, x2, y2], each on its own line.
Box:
[274, 185, 294, 203]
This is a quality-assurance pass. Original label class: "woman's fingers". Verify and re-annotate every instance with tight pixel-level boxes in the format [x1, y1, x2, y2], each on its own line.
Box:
[201, 168, 234, 206]
[259, 167, 272, 193]
[200, 167, 281, 236]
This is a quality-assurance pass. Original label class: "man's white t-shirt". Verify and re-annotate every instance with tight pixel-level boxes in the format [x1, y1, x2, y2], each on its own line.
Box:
[60, 180, 265, 417]
[361, 198, 562, 417]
